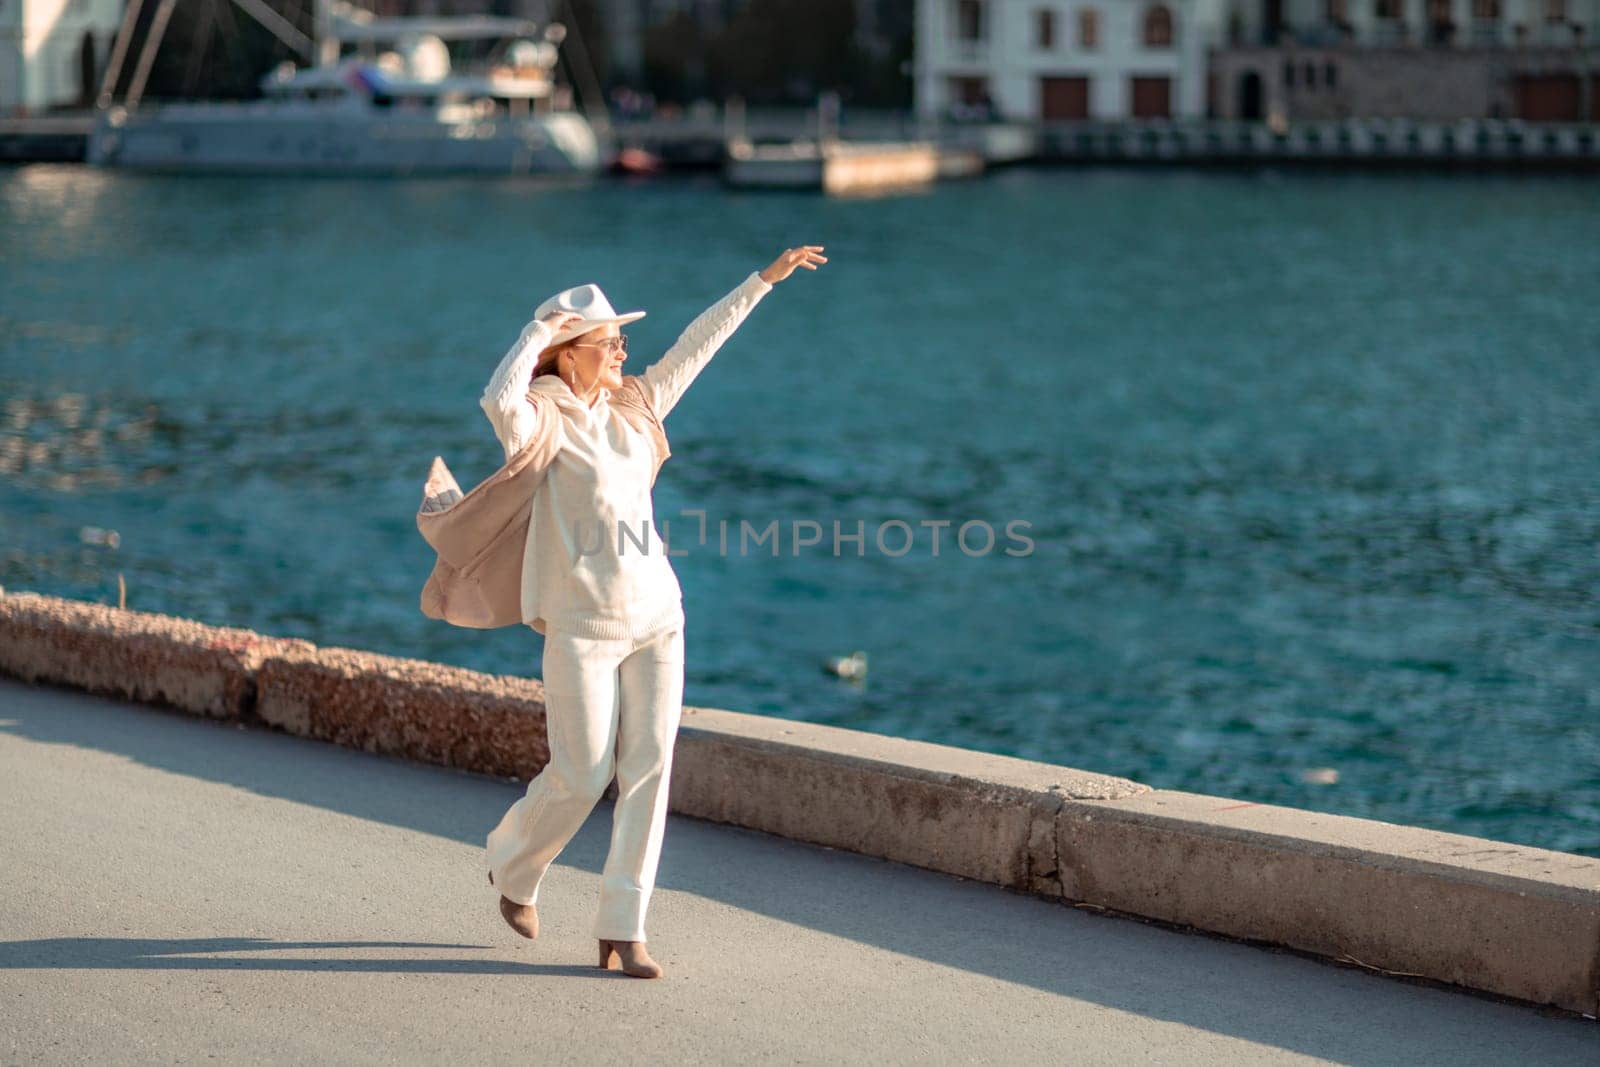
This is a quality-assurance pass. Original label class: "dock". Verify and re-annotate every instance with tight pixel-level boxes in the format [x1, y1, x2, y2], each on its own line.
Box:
[1036, 117, 1600, 168]
[0, 115, 93, 163]
[7, 109, 1596, 171]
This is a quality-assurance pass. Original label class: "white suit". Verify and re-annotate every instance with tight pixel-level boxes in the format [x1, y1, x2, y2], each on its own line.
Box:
[479, 271, 773, 941]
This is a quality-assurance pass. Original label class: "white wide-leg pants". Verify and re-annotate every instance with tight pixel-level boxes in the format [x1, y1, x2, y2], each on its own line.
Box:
[485, 621, 686, 942]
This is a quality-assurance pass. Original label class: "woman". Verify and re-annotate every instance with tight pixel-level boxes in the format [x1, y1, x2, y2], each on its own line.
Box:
[480, 246, 827, 978]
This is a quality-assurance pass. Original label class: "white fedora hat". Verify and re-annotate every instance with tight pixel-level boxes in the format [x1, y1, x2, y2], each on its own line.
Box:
[533, 282, 646, 348]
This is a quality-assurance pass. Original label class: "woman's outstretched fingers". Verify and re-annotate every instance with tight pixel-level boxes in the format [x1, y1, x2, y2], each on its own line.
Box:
[761, 245, 827, 283]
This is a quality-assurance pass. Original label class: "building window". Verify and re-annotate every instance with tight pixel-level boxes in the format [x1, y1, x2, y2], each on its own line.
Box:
[1079, 8, 1100, 48]
[1326, 0, 1347, 20]
[956, 0, 985, 41]
[1037, 9, 1056, 48]
[1304, 62, 1316, 88]
[1375, 0, 1401, 17]
[1325, 62, 1337, 87]
[1142, 5, 1175, 47]
[1543, 0, 1565, 20]
[1284, 60, 1295, 88]
[1472, 0, 1500, 16]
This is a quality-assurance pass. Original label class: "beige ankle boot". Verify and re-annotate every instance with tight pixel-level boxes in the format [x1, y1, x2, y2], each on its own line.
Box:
[498, 895, 539, 938]
[490, 871, 539, 938]
[597, 939, 663, 978]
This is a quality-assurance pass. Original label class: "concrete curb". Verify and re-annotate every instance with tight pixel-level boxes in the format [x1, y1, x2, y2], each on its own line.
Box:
[1, 591, 1596, 1016]
[670, 705, 1145, 895]
[1053, 791, 1600, 1016]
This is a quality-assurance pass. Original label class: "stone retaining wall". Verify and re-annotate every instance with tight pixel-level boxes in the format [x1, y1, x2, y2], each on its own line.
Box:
[0, 591, 311, 719]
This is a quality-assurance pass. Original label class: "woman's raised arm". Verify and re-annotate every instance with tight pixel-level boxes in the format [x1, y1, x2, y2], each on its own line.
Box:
[480, 309, 588, 460]
[476, 310, 566, 460]
[637, 246, 825, 421]
[636, 272, 772, 421]
[480, 317, 553, 461]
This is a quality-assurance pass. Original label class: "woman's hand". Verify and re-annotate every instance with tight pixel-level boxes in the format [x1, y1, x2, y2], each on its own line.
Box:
[760, 246, 827, 285]
[539, 310, 586, 333]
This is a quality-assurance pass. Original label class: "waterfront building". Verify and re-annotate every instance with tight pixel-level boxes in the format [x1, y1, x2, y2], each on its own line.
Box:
[913, 0, 1597, 123]
[1, 0, 124, 114]
[913, 0, 1228, 120]
[1209, 0, 1599, 120]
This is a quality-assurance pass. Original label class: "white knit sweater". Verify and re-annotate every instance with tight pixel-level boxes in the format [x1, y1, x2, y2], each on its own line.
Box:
[480, 270, 773, 640]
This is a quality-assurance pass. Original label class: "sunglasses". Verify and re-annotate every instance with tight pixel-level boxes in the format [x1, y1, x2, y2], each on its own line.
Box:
[571, 335, 628, 356]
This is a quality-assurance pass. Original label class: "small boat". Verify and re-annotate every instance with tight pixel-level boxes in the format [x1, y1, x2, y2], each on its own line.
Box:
[88, 0, 612, 176]
[611, 145, 666, 176]
[723, 136, 978, 194]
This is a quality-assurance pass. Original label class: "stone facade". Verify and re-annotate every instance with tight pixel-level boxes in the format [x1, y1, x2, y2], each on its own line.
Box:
[1209, 45, 1600, 120]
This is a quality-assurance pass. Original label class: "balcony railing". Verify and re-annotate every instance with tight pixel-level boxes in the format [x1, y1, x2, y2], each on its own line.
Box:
[1468, 19, 1503, 46]
[1212, 19, 1589, 49]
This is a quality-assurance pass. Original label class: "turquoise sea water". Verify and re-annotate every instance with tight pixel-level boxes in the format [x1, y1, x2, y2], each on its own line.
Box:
[3, 162, 1597, 856]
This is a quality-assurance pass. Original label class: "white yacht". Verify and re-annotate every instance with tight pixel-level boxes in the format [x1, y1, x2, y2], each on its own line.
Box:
[88, 0, 611, 175]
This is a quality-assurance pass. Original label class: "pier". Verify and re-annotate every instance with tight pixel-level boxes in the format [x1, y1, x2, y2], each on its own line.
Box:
[0, 115, 93, 163]
[1036, 117, 1600, 169]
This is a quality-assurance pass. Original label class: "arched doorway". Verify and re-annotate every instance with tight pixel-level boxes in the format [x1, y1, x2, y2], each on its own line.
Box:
[1238, 70, 1263, 120]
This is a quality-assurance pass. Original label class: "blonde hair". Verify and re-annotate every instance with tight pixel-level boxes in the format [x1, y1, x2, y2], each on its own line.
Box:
[533, 339, 576, 381]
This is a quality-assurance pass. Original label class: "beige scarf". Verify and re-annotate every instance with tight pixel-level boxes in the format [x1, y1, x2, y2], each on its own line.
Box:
[415, 376, 671, 630]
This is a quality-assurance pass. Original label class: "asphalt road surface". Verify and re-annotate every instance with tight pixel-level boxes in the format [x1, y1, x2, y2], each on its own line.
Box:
[1, 678, 1593, 1064]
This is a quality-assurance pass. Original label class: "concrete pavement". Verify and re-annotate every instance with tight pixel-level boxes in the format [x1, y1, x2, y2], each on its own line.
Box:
[0, 678, 1593, 1064]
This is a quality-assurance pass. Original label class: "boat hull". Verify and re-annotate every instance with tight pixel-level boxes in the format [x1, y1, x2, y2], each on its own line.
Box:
[87, 105, 603, 176]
